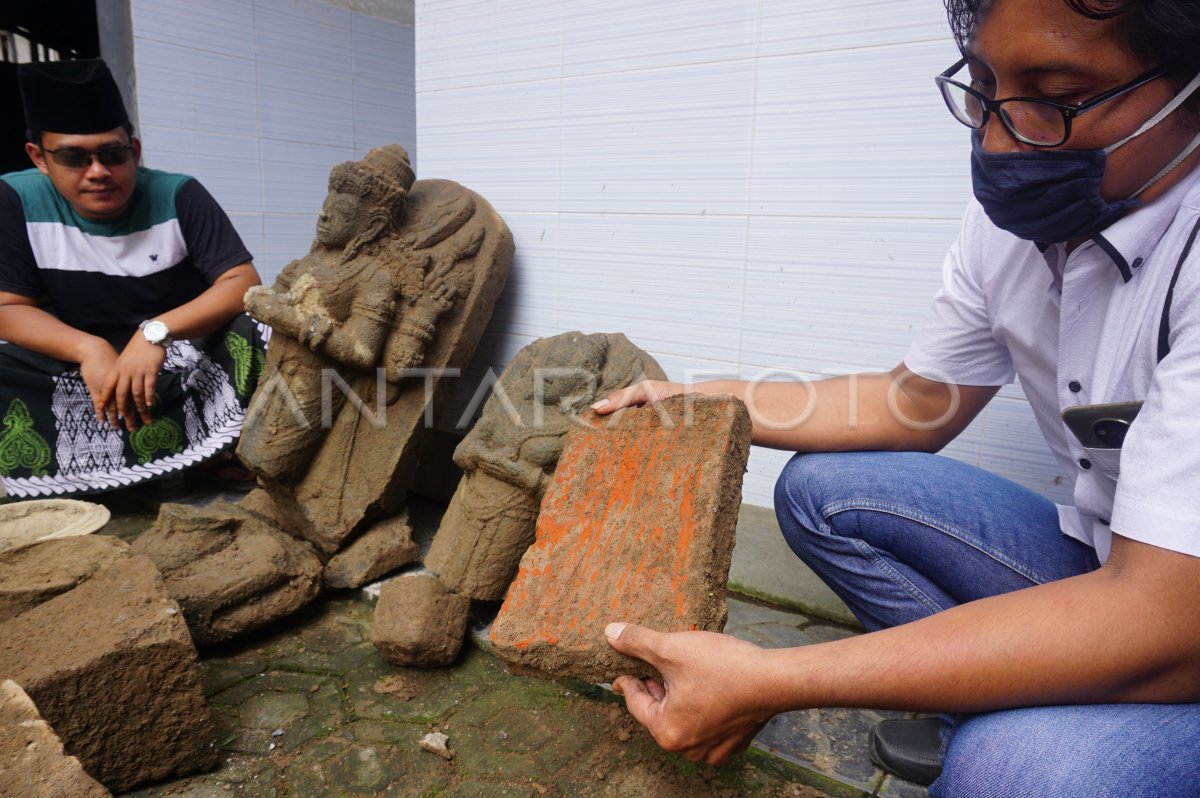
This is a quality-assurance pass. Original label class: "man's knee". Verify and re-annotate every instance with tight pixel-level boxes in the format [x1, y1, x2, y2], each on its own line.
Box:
[934, 705, 1200, 798]
[773, 452, 836, 549]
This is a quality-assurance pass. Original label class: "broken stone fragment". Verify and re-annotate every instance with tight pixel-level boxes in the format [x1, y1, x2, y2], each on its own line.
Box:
[490, 395, 752, 683]
[419, 731, 454, 760]
[324, 511, 420, 589]
[132, 500, 323, 646]
[0, 535, 130, 623]
[0, 679, 111, 798]
[0, 556, 218, 792]
[371, 571, 470, 667]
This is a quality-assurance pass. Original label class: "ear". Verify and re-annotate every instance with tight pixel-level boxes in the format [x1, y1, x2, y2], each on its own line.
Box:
[131, 137, 142, 165]
[25, 142, 49, 175]
[363, 211, 389, 242]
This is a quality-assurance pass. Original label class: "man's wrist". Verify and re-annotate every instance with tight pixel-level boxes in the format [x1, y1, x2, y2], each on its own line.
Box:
[138, 318, 173, 346]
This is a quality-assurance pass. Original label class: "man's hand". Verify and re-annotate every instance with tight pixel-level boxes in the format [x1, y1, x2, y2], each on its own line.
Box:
[97, 334, 167, 430]
[605, 622, 777, 765]
[77, 338, 121, 427]
[592, 380, 685, 415]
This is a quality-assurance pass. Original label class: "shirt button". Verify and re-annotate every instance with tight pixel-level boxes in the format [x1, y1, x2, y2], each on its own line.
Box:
[1132, 257, 1144, 269]
[1068, 380, 1082, 393]
[1079, 458, 1092, 470]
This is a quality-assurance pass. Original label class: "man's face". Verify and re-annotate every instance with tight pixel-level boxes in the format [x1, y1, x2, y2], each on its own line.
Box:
[968, 0, 1200, 203]
[24, 127, 141, 220]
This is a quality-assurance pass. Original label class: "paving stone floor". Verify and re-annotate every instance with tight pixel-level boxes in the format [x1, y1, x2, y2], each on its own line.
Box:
[78, 479, 930, 798]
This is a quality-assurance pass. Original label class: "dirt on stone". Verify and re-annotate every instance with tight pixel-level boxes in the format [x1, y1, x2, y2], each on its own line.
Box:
[371, 572, 470, 667]
[0, 535, 130, 623]
[491, 395, 753, 683]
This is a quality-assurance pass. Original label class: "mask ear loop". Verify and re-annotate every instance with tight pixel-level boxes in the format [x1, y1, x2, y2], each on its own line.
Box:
[1131, 132, 1200, 198]
[1105, 71, 1200, 155]
[1100, 71, 1200, 198]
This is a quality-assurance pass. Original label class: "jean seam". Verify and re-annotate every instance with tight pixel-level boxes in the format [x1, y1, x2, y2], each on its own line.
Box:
[821, 498, 1052, 586]
[849, 536, 948, 617]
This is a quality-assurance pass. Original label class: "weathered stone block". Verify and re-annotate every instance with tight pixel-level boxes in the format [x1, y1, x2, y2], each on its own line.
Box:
[490, 395, 752, 682]
[0, 556, 218, 792]
[324, 511, 420, 589]
[133, 501, 323, 646]
[0, 679, 111, 798]
[0, 535, 129, 623]
[371, 572, 470, 667]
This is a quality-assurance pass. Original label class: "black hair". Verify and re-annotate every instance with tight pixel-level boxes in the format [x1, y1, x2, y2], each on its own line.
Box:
[945, 0, 1200, 112]
[26, 120, 137, 148]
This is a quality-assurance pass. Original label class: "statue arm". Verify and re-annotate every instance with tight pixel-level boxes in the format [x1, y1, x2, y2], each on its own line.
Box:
[305, 281, 396, 370]
[244, 285, 304, 337]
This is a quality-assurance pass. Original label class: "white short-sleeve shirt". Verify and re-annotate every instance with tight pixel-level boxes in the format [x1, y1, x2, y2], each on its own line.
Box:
[905, 165, 1200, 562]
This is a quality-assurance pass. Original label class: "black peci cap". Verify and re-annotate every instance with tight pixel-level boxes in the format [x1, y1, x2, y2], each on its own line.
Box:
[17, 58, 129, 136]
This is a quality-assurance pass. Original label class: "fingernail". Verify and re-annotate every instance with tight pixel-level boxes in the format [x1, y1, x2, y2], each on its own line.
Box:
[605, 622, 627, 640]
[591, 398, 610, 410]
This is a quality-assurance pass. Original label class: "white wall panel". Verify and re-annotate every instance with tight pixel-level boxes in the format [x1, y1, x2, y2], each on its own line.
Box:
[131, 0, 416, 283]
[418, 80, 561, 211]
[742, 217, 958, 374]
[562, 0, 758, 77]
[751, 42, 968, 219]
[416, 0, 1066, 509]
[557, 213, 747, 363]
[559, 61, 756, 215]
[416, 0, 564, 92]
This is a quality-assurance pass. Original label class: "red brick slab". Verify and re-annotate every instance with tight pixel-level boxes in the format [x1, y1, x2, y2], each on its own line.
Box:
[490, 394, 751, 682]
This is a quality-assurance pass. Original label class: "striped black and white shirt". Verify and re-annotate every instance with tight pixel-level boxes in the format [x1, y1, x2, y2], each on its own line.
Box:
[0, 167, 252, 348]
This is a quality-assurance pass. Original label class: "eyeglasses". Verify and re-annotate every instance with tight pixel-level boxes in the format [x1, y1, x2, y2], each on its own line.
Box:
[41, 145, 136, 170]
[935, 57, 1168, 147]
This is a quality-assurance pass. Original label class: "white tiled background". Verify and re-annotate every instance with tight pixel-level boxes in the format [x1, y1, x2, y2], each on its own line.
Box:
[128, 0, 416, 284]
[415, 0, 1072, 508]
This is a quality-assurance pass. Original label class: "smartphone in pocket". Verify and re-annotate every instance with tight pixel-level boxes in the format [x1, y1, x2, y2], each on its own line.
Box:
[1061, 401, 1142, 449]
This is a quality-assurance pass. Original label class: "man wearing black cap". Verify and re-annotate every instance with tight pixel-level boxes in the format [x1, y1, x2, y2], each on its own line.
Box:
[0, 58, 267, 497]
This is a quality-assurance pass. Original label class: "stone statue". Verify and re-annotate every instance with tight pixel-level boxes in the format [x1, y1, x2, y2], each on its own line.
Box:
[135, 146, 514, 644]
[238, 145, 514, 556]
[370, 332, 664, 668]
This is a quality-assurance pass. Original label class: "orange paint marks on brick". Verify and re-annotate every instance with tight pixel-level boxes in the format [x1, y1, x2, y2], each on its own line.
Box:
[490, 395, 752, 683]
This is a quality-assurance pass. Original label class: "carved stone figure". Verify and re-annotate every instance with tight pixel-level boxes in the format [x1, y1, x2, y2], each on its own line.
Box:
[426, 332, 666, 600]
[137, 146, 512, 644]
[238, 145, 513, 554]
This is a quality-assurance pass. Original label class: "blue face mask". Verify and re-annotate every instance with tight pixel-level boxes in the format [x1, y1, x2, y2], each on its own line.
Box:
[971, 73, 1200, 243]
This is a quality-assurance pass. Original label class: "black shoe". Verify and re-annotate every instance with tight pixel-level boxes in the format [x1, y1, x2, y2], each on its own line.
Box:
[869, 717, 945, 786]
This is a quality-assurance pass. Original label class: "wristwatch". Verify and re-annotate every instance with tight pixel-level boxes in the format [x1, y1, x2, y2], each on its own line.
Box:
[138, 319, 173, 347]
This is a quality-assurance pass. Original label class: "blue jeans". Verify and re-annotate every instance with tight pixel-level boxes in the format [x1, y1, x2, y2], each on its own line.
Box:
[774, 451, 1200, 797]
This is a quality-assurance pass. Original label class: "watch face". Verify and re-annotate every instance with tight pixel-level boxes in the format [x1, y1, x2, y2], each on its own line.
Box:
[143, 320, 170, 344]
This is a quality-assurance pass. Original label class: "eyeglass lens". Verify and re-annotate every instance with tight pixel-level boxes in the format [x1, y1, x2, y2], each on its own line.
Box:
[48, 146, 135, 169]
[939, 81, 1067, 146]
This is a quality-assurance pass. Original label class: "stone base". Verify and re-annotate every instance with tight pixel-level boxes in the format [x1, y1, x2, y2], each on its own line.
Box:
[0, 556, 218, 792]
[0, 535, 130, 623]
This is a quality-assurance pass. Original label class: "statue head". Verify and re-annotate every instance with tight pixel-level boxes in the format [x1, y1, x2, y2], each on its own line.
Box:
[317, 145, 416, 260]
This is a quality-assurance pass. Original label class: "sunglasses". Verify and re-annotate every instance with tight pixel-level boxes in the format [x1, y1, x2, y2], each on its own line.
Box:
[41, 145, 136, 170]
